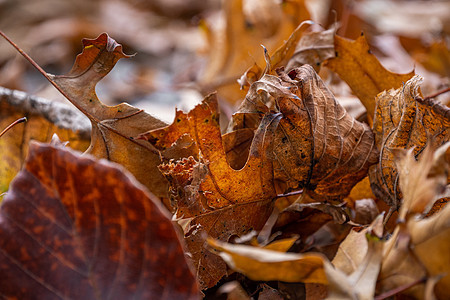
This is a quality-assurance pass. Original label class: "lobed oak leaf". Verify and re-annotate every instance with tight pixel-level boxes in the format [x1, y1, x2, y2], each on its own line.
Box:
[1, 32, 171, 199]
[0, 141, 199, 299]
[142, 93, 281, 213]
[141, 93, 282, 288]
[324, 34, 415, 123]
[230, 65, 379, 201]
[369, 76, 450, 212]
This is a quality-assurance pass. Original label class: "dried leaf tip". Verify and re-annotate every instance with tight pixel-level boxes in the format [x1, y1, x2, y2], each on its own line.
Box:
[396, 142, 450, 219]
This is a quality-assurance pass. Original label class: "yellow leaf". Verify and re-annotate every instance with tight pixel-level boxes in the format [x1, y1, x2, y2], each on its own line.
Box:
[208, 238, 327, 284]
[262, 237, 298, 252]
[0, 87, 90, 196]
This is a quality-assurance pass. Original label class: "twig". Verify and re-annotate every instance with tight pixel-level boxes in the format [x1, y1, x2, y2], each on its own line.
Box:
[275, 190, 303, 198]
[0, 117, 27, 138]
[423, 87, 450, 101]
[375, 277, 426, 300]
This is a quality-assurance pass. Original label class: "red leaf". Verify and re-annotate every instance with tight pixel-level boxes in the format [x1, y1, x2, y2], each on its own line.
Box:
[0, 141, 199, 299]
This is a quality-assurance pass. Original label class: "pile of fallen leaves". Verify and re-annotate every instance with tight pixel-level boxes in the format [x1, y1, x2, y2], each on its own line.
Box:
[0, 0, 449, 299]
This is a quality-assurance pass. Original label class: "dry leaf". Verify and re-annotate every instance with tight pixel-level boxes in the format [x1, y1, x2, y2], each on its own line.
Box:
[208, 238, 327, 284]
[379, 143, 450, 299]
[284, 202, 349, 225]
[285, 26, 336, 72]
[0, 86, 90, 195]
[326, 215, 384, 300]
[379, 206, 450, 299]
[238, 20, 314, 89]
[217, 281, 251, 300]
[231, 65, 378, 200]
[413, 40, 450, 78]
[0, 141, 199, 299]
[369, 76, 450, 211]
[2, 32, 174, 199]
[324, 34, 414, 122]
[395, 143, 450, 219]
[408, 204, 450, 299]
[141, 93, 282, 288]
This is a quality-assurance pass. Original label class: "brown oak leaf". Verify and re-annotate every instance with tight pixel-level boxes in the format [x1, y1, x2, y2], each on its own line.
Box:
[2, 32, 171, 199]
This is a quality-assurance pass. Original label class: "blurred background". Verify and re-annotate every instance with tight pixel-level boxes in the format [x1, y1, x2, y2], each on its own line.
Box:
[0, 0, 449, 123]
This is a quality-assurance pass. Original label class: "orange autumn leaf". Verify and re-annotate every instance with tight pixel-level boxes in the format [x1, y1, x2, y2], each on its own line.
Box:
[324, 34, 414, 123]
[140, 93, 282, 288]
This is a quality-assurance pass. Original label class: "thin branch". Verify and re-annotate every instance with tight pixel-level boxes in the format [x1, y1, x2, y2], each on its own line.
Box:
[275, 190, 303, 198]
[375, 277, 426, 300]
[0, 117, 27, 138]
[423, 87, 450, 101]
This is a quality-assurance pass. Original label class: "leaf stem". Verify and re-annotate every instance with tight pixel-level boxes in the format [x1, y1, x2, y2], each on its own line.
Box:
[275, 190, 303, 198]
[374, 276, 426, 300]
[0, 31, 52, 82]
[423, 87, 450, 101]
[0, 117, 27, 138]
[0, 30, 160, 155]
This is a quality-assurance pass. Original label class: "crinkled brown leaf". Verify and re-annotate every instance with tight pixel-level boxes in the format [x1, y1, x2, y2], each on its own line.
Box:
[2, 32, 171, 199]
[324, 34, 414, 122]
[231, 65, 379, 200]
[369, 76, 450, 211]
[0, 86, 90, 195]
[140, 94, 282, 288]
[0, 141, 199, 299]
